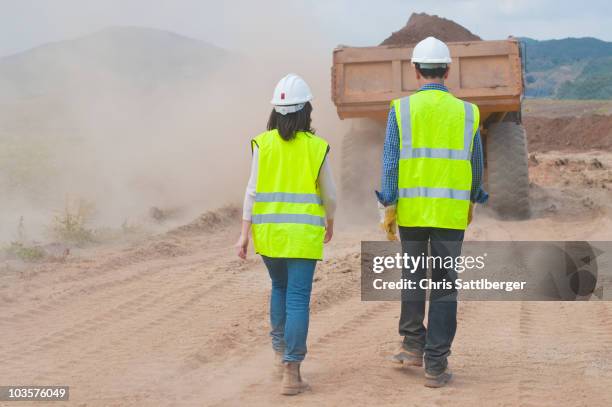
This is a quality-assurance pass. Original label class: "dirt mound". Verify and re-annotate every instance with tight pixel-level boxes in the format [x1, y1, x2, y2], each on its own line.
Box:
[524, 115, 612, 152]
[133, 240, 190, 258]
[168, 205, 240, 236]
[381, 12, 481, 46]
[526, 151, 611, 222]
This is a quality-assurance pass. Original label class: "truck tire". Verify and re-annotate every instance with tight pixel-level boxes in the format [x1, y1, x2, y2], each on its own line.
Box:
[486, 122, 531, 220]
[341, 119, 385, 218]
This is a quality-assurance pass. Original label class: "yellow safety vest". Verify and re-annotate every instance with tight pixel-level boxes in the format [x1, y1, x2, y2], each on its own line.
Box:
[251, 129, 329, 259]
[392, 90, 480, 230]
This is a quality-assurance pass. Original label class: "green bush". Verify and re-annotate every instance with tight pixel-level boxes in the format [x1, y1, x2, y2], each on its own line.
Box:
[3, 242, 46, 262]
[51, 198, 96, 244]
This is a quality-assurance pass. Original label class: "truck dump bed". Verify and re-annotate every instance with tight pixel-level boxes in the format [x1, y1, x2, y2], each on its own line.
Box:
[331, 39, 523, 121]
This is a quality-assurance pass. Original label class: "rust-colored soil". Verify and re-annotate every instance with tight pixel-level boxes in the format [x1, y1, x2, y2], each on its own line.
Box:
[525, 115, 612, 152]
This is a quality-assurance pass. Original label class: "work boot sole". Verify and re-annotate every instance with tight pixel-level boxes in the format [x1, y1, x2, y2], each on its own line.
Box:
[281, 383, 310, 396]
[389, 351, 423, 367]
[424, 371, 452, 388]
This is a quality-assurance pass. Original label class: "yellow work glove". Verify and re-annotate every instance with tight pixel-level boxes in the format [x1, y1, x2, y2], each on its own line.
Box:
[468, 202, 474, 225]
[378, 202, 398, 241]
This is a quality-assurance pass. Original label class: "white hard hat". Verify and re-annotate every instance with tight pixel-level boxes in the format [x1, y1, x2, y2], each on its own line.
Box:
[270, 73, 313, 115]
[411, 36, 452, 65]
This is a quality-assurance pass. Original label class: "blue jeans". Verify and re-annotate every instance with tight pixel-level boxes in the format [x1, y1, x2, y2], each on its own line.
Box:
[262, 256, 316, 362]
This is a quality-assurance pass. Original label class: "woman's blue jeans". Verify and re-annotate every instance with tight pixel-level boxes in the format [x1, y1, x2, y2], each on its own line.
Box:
[261, 256, 316, 362]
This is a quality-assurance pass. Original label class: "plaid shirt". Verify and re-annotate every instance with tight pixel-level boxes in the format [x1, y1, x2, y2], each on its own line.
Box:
[376, 83, 489, 205]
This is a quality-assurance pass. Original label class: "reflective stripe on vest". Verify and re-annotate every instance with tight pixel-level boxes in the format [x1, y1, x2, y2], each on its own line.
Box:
[399, 187, 471, 200]
[252, 213, 325, 227]
[399, 96, 475, 161]
[255, 192, 322, 205]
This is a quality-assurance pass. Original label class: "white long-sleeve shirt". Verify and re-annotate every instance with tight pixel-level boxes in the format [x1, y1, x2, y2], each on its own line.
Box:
[242, 145, 337, 221]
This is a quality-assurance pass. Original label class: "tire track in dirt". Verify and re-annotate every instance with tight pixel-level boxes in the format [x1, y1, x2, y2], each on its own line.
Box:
[226, 299, 612, 407]
[0, 291, 157, 367]
[18, 214, 234, 290]
[0, 253, 245, 362]
[0, 225, 233, 312]
[24, 262, 268, 388]
[421, 301, 522, 407]
[1, 232, 367, 405]
[1, 253, 259, 385]
[516, 302, 592, 407]
[0, 244, 229, 325]
[2, 242, 241, 354]
[189, 297, 396, 407]
[205, 299, 524, 406]
[184, 251, 363, 368]
[0, 257, 191, 325]
[517, 301, 559, 407]
[516, 301, 612, 407]
[91, 255, 359, 405]
[27, 262, 261, 384]
[572, 302, 612, 405]
[70, 253, 365, 399]
[0, 239, 194, 303]
[594, 302, 612, 349]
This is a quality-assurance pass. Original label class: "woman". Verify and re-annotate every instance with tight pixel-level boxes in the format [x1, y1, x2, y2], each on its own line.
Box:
[235, 73, 336, 395]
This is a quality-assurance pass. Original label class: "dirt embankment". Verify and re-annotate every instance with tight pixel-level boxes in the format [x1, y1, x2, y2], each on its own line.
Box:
[380, 12, 481, 46]
[523, 99, 612, 118]
[525, 115, 612, 152]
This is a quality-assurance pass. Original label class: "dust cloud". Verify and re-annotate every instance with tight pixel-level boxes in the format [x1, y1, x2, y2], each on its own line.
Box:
[0, 8, 349, 245]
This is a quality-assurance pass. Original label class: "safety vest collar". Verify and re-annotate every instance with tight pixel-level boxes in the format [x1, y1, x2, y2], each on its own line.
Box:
[417, 83, 449, 93]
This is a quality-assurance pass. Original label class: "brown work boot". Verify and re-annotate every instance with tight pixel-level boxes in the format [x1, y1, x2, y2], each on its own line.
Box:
[273, 351, 284, 379]
[280, 362, 310, 395]
[389, 345, 423, 367]
[424, 368, 452, 388]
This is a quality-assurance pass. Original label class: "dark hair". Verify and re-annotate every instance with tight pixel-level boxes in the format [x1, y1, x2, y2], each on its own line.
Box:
[415, 63, 449, 79]
[267, 102, 315, 141]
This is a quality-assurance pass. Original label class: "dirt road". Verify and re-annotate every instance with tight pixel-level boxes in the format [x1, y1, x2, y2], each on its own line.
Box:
[1, 151, 612, 407]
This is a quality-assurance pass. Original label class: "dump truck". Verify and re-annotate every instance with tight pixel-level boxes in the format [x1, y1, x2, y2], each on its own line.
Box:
[331, 38, 530, 219]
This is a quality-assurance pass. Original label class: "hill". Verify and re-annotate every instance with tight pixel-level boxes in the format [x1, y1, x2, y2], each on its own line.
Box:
[0, 26, 229, 103]
[0, 26, 240, 235]
[522, 37, 612, 99]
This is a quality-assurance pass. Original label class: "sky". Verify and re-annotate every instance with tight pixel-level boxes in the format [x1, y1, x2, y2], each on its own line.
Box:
[1, 0, 612, 57]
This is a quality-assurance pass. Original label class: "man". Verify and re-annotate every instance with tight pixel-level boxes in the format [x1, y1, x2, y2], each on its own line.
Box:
[376, 36, 488, 388]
